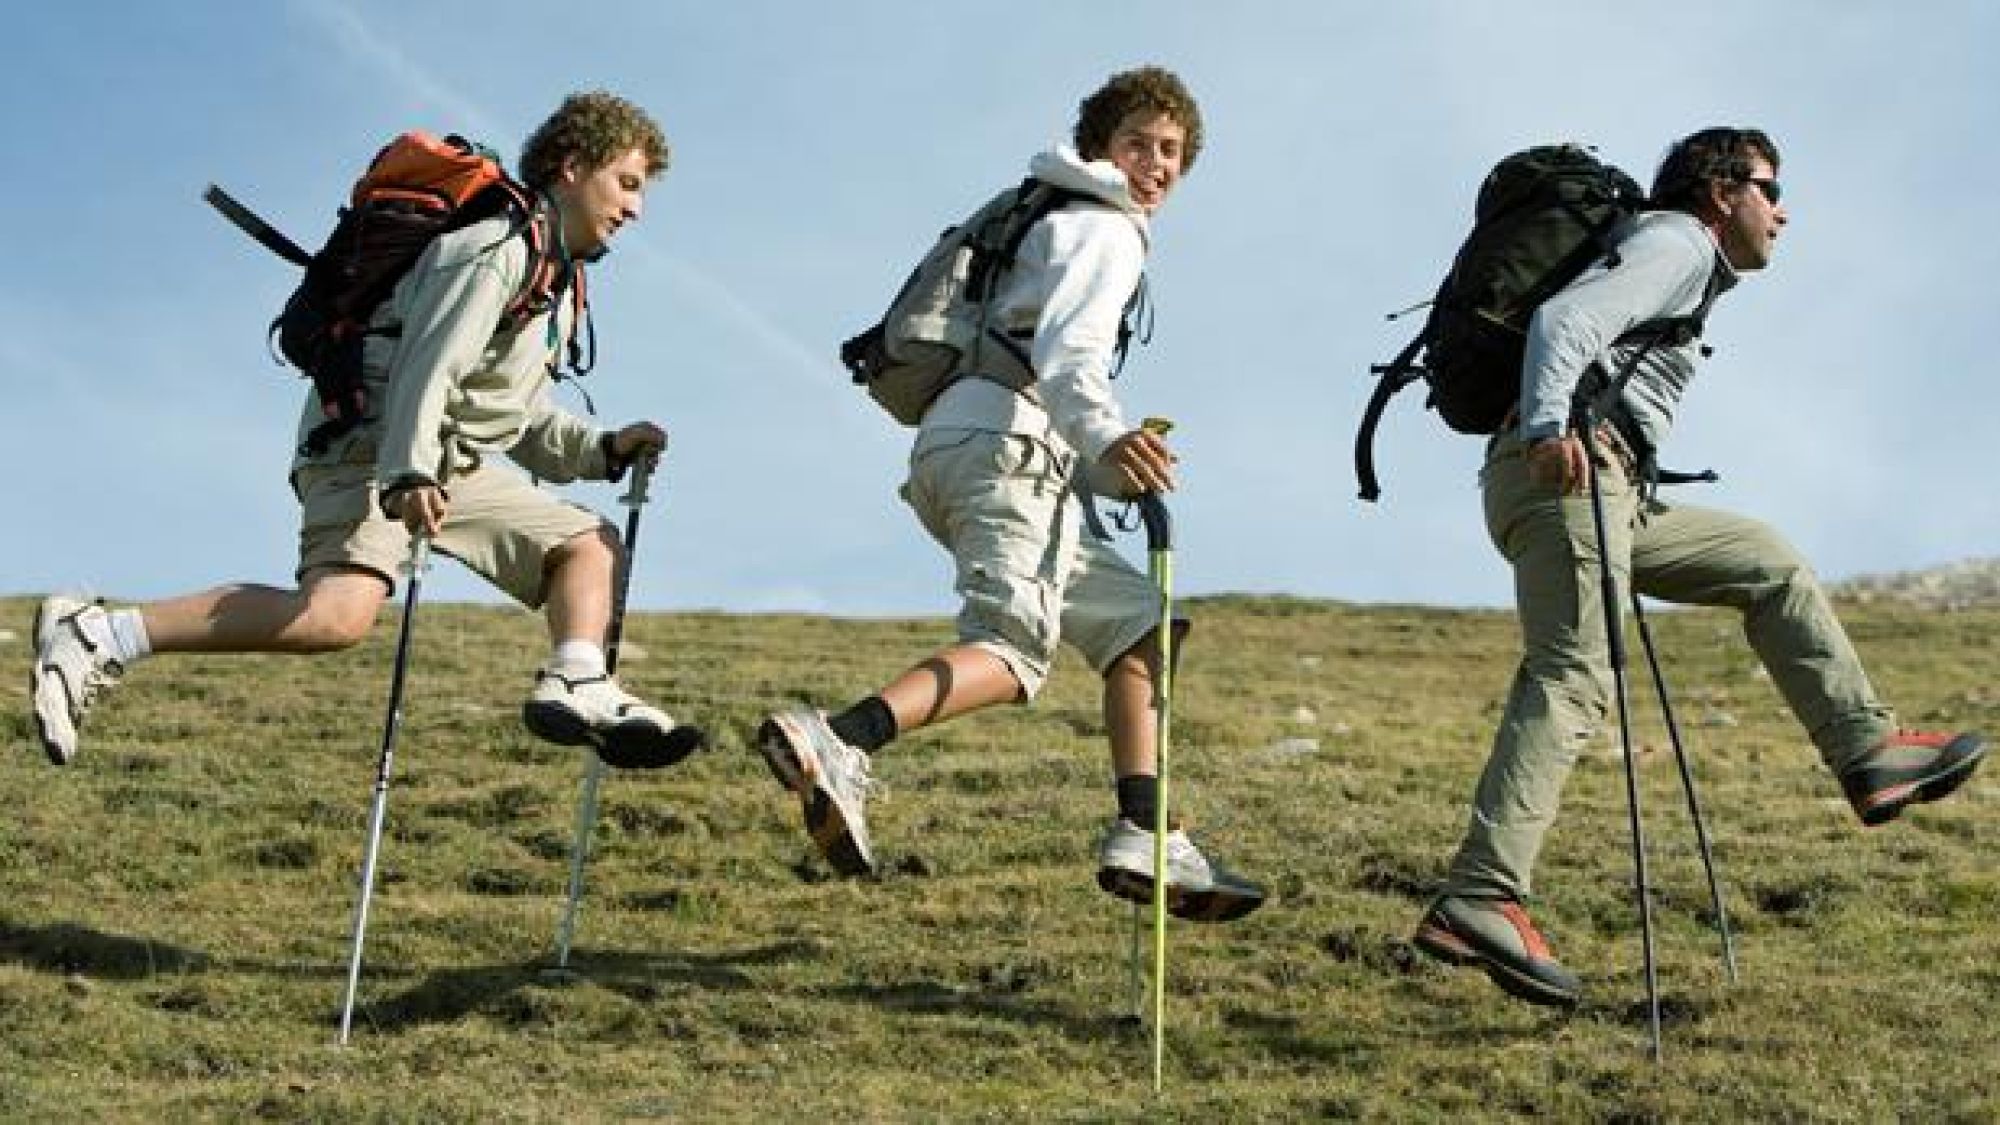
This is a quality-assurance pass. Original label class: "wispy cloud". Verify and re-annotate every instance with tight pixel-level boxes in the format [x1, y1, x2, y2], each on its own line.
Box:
[288, 0, 842, 399]
[288, 0, 503, 140]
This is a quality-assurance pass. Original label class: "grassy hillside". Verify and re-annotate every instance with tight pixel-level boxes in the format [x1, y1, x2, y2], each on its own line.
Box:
[2, 594, 1996, 1122]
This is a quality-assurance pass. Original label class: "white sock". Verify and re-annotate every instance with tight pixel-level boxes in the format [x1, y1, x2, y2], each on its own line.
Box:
[550, 639, 606, 676]
[93, 607, 153, 665]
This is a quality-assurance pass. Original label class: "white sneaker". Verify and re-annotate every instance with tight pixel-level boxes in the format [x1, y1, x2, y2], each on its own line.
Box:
[521, 667, 704, 769]
[755, 707, 876, 876]
[30, 594, 124, 765]
[1095, 818, 1266, 922]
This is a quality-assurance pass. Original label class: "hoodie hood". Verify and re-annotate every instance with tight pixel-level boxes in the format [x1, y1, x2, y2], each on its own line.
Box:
[1028, 144, 1151, 245]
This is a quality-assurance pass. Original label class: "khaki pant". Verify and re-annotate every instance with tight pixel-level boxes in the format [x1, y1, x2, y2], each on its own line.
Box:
[293, 458, 608, 608]
[901, 427, 1167, 699]
[1442, 430, 1894, 900]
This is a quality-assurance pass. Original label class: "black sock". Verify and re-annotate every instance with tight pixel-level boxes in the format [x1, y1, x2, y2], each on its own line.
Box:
[1116, 774, 1159, 827]
[829, 695, 898, 754]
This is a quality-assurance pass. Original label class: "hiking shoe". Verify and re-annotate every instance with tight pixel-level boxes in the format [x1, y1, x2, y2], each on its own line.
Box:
[1839, 728, 1987, 826]
[755, 707, 876, 877]
[30, 594, 124, 765]
[521, 667, 705, 769]
[1094, 819, 1266, 922]
[1413, 895, 1582, 1009]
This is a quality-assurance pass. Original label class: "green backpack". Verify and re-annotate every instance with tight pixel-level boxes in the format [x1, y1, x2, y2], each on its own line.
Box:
[1355, 144, 1685, 500]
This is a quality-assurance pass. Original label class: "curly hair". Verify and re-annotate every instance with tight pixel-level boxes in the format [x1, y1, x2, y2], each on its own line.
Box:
[1649, 126, 1780, 215]
[519, 91, 670, 190]
[1073, 66, 1204, 173]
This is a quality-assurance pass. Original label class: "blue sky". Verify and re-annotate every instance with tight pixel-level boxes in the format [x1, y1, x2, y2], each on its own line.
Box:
[4, 1, 1994, 615]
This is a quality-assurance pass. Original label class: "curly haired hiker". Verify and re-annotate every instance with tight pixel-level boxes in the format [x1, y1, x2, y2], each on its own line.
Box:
[757, 66, 1264, 921]
[30, 91, 704, 768]
[1412, 126, 1987, 1008]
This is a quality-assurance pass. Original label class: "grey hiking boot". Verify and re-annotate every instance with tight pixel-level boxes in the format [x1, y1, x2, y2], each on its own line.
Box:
[1837, 728, 1987, 826]
[756, 707, 876, 877]
[522, 666, 705, 769]
[1095, 819, 1266, 922]
[1413, 894, 1582, 1009]
[30, 594, 124, 765]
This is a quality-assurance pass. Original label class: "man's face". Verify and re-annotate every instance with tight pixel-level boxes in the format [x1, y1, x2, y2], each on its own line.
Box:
[1716, 154, 1787, 272]
[1105, 110, 1186, 214]
[552, 146, 651, 259]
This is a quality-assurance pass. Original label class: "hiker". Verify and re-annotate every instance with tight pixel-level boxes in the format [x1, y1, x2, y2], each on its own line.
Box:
[30, 91, 703, 768]
[756, 66, 1263, 921]
[1411, 127, 1988, 1007]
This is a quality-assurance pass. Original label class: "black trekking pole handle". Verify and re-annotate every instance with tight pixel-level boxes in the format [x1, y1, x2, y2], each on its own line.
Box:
[203, 184, 314, 268]
[1136, 492, 1172, 553]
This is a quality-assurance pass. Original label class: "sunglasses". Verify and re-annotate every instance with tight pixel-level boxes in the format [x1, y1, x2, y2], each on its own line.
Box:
[1741, 176, 1782, 205]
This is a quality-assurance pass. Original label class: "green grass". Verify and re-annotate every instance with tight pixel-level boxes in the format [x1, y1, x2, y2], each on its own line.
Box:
[2, 594, 1996, 1122]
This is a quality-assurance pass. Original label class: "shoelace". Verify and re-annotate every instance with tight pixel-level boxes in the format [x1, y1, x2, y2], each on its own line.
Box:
[827, 740, 886, 802]
[57, 621, 124, 717]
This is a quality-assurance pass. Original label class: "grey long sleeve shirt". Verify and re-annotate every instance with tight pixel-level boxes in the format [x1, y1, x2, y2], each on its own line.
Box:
[1518, 210, 1737, 452]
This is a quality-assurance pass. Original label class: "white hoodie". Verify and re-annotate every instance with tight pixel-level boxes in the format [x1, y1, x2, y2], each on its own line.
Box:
[919, 144, 1151, 467]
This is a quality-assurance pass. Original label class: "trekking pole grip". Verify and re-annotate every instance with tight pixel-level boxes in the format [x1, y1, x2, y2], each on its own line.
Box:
[1136, 493, 1172, 553]
[618, 438, 662, 509]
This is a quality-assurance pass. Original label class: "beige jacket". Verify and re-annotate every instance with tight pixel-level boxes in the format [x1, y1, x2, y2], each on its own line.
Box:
[293, 213, 610, 489]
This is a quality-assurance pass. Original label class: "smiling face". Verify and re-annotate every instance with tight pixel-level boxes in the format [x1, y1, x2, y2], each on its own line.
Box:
[1105, 110, 1187, 214]
[550, 146, 651, 259]
[1712, 153, 1787, 271]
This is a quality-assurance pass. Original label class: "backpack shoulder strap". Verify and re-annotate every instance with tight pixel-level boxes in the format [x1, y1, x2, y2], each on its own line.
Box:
[965, 178, 1089, 302]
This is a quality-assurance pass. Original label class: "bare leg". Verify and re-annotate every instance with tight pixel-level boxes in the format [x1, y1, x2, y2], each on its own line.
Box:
[139, 567, 390, 654]
[878, 644, 1022, 734]
[1104, 632, 1162, 779]
[542, 527, 618, 648]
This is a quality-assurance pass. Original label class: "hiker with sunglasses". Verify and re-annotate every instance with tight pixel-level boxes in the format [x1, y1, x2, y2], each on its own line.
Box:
[30, 92, 703, 769]
[755, 66, 1263, 921]
[1412, 126, 1987, 1008]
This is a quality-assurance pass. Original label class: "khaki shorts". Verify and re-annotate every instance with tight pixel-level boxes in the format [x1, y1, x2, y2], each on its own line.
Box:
[293, 459, 608, 607]
[901, 427, 1172, 699]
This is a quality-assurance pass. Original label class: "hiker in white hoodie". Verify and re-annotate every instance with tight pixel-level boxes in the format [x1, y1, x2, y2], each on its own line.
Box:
[756, 66, 1263, 919]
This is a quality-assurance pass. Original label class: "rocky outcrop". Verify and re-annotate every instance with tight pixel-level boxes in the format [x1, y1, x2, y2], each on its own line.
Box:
[1837, 557, 2000, 610]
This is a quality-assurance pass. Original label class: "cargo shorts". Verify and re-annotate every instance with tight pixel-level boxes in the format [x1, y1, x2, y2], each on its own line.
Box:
[293, 458, 609, 608]
[901, 427, 1174, 699]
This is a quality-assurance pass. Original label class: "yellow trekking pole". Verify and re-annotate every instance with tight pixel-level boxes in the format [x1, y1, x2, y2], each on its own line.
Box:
[1136, 416, 1175, 1093]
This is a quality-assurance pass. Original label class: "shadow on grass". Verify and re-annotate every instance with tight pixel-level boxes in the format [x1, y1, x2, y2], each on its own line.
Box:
[0, 918, 210, 978]
[816, 978, 1138, 1044]
[351, 939, 818, 1033]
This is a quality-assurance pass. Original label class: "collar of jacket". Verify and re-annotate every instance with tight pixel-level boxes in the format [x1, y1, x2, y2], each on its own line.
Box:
[1027, 144, 1151, 247]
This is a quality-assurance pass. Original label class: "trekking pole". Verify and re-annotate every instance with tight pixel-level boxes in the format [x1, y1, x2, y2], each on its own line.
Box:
[1137, 489, 1174, 1094]
[1629, 589, 1738, 982]
[1575, 421, 1663, 1064]
[553, 452, 656, 969]
[338, 531, 431, 1045]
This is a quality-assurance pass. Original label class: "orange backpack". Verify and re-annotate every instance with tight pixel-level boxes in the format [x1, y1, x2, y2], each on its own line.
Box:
[208, 131, 590, 455]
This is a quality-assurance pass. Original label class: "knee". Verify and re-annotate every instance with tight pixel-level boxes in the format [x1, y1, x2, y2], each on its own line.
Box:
[550, 524, 622, 575]
[1518, 650, 1613, 721]
[301, 600, 378, 652]
[296, 575, 388, 651]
